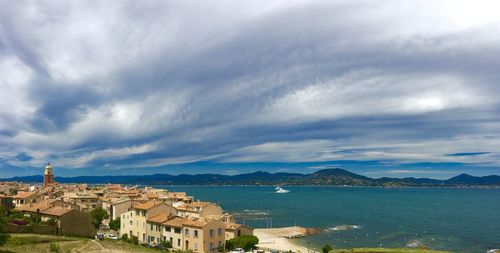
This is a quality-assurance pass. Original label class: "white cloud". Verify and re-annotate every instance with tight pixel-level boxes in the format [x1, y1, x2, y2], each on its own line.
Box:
[1, 0, 500, 174]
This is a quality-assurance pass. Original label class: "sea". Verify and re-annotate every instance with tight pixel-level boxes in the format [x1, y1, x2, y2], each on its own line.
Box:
[153, 185, 500, 252]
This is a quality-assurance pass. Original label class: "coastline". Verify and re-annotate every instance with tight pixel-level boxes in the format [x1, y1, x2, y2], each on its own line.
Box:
[254, 226, 320, 253]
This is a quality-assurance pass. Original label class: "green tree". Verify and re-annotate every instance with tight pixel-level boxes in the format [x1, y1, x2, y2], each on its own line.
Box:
[109, 217, 121, 231]
[0, 206, 10, 246]
[90, 207, 109, 229]
[322, 244, 333, 253]
[226, 235, 259, 251]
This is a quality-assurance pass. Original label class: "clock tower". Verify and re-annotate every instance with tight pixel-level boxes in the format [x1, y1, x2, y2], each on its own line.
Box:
[44, 162, 55, 188]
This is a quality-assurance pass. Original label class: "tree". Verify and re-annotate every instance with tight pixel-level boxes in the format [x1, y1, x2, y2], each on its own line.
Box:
[109, 217, 121, 231]
[322, 244, 333, 253]
[226, 235, 259, 251]
[90, 207, 109, 229]
[0, 206, 10, 246]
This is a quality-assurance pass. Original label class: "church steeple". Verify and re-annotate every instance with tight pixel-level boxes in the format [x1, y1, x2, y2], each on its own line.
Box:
[44, 162, 53, 175]
[43, 162, 55, 188]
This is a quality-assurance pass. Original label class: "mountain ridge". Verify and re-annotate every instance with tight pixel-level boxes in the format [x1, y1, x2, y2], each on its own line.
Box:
[1, 168, 499, 187]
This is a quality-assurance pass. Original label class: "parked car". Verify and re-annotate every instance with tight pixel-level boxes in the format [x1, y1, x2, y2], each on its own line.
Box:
[231, 248, 245, 253]
[106, 234, 118, 240]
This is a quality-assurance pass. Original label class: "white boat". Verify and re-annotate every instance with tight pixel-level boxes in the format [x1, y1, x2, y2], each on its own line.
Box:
[275, 186, 290, 193]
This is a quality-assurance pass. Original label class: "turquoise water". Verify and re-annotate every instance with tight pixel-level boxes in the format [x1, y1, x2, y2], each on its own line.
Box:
[155, 186, 500, 252]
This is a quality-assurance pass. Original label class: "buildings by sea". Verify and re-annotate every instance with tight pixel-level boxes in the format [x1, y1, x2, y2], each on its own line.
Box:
[0, 163, 254, 253]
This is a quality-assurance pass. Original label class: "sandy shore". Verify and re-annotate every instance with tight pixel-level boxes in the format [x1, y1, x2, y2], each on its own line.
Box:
[254, 226, 318, 253]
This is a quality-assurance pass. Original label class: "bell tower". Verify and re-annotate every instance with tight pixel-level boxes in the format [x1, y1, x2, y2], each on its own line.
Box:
[43, 162, 55, 188]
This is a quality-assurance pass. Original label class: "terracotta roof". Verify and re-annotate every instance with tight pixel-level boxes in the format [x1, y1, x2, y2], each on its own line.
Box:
[134, 201, 161, 210]
[190, 201, 212, 208]
[106, 184, 122, 190]
[147, 213, 171, 224]
[175, 202, 215, 212]
[13, 191, 36, 199]
[146, 193, 159, 199]
[15, 199, 55, 213]
[40, 206, 72, 216]
[225, 223, 242, 230]
[167, 192, 188, 199]
[162, 216, 209, 228]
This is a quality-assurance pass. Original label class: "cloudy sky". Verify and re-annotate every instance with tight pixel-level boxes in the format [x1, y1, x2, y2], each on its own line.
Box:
[1, 0, 500, 178]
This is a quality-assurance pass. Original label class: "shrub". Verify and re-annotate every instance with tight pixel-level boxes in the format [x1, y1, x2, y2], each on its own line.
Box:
[0, 206, 9, 246]
[226, 235, 259, 251]
[49, 242, 60, 252]
[130, 235, 139, 245]
[322, 244, 333, 253]
[121, 233, 129, 241]
[8, 211, 25, 219]
[160, 240, 172, 249]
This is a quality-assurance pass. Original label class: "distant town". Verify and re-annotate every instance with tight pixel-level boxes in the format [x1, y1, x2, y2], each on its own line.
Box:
[0, 163, 255, 253]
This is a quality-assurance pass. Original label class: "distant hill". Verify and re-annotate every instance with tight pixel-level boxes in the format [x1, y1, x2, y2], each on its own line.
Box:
[1, 168, 500, 187]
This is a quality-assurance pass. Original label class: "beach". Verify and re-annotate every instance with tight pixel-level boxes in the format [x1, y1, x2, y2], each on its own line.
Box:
[254, 226, 319, 253]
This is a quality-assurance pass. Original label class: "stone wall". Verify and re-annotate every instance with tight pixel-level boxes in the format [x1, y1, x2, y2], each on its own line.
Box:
[6, 223, 57, 234]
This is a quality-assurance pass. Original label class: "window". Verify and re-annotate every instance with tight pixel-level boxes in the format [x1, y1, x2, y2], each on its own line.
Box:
[210, 242, 214, 249]
[174, 228, 181, 234]
[194, 230, 198, 238]
[210, 229, 214, 237]
[165, 226, 171, 232]
[185, 228, 190, 236]
[150, 224, 154, 231]
[218, 228, 222, 236]
[177, 239, 181, 246]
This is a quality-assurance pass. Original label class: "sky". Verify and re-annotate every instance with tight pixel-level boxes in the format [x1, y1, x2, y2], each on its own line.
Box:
[1, 0, 500, 178]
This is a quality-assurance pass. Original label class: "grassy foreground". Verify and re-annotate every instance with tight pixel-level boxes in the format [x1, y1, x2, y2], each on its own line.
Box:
[330, 248, 450, 253]
[0, 234, 88, 253]
[0, 233, 162, 253]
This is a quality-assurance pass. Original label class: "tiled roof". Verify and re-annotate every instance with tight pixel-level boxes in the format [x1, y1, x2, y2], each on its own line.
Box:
[15, 199, 55, 212]
[40, 206, 72, 216]
[134, 201, 160, 210]
[225, 223, 242, 230]
[162, 216, 209, 228]
[147, 213, 171, 224]
[190, 201, 211, 207]
[13, 191, 36, 199]
[167, 192, 188, 198]
[162, 216, 185, 227]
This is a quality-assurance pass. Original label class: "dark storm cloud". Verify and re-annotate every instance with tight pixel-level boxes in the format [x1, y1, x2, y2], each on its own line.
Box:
[1, 0, 500, 177]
